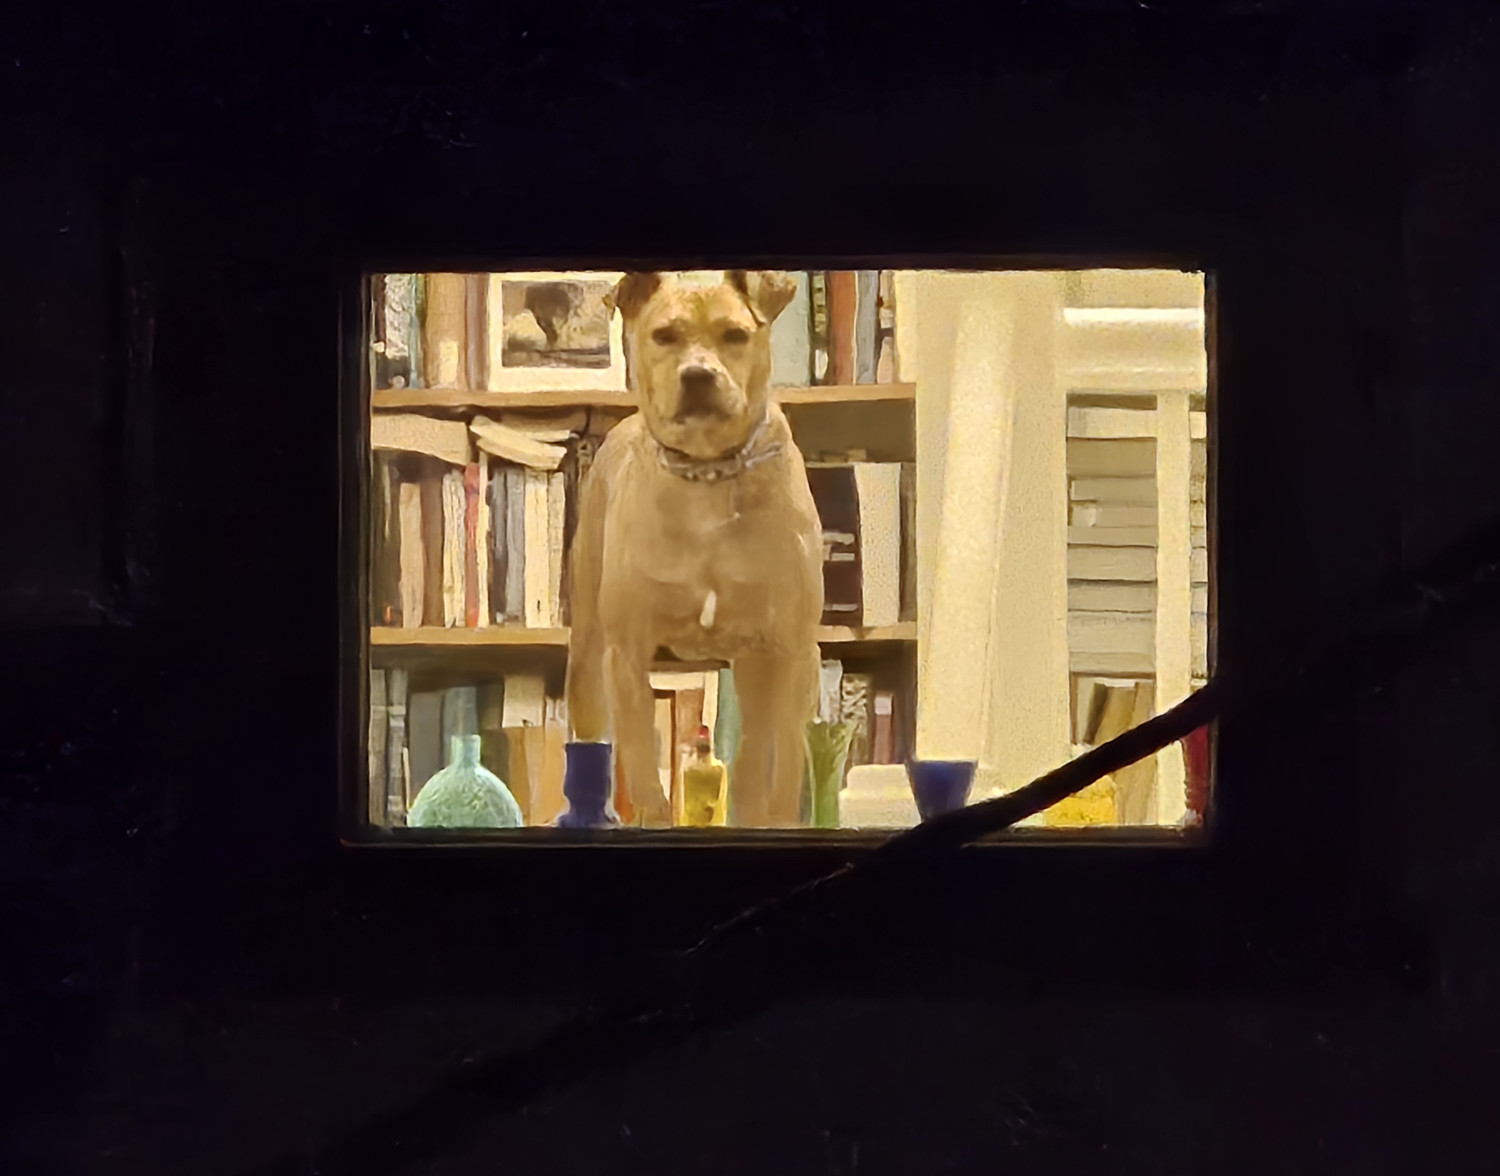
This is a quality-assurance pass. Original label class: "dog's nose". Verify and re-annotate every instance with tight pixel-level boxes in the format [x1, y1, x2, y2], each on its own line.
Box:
[677, 365, 720, 416]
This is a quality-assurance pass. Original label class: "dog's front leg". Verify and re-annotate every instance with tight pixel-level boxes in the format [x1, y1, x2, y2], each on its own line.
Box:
[732, 648, 820, 828]
[604, 644, 673, 827]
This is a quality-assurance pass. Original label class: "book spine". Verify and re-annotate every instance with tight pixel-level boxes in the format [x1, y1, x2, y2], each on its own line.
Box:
[368, 668, 388, 826]
[501, 673, 546, 729]
[818, 660, 844, 724]
[806, 465, 863, 626]
[422, 273, 468, 389]
[465, 272, 488, 391]
[808, 271, 831, 385]
[547, 470, 565, 629]
[769, 271, 812, 387]
[854, 270, 879, 384]
[827, 270, 857, 387]
[407, 690, 443, 802]
[385, 668, 410, 825]
[899, 460, 917, 623]
[475, 453, 490, 628]
[477, 681, 514, 813]
[872, 689, 895, 764]
[523, 469, 551, 627]
[839, 672, 874, 766]
[876, 269, 897, 384]
[464, 461, 481, 628]
[420, 463, 445, 626]
[409, 273, 427, 389]
[397, 478, 425, 630]
[442, 467, 466, 627]
[504, 465, 526, 622]
[379, 274, 414, 389]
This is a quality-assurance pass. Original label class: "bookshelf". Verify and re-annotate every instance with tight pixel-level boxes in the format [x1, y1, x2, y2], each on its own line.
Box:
[371, 382, 916, 411]
[367, 269, 919, 829]
[371, 622, 918, 648]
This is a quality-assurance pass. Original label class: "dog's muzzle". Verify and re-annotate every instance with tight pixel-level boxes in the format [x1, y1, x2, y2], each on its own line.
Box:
[673, 365, 728, 421]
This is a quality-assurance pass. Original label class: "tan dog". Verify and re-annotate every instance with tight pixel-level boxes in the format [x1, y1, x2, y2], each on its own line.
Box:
[565, 271, 825, 827]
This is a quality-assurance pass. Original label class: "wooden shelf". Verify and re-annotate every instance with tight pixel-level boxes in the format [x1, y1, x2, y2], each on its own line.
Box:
[370, 622, 916, 648]
[370, 383, 915, 411]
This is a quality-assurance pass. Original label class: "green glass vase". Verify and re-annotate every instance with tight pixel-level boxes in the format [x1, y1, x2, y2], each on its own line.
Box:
[804, 720, 856, 829]
[407, 735, 524, 829]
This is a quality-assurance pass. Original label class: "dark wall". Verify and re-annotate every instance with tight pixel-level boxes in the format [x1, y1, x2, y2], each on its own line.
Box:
[6, 2, 1500, 1173]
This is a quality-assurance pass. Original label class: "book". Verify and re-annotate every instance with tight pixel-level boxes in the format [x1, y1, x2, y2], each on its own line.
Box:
[854, 270, 879, 384]
[442, 467, 466, 627]
[875, 270, 897, 384]
[818, 660, 844, 724]
[477, 680, 510, 801]
[805, 465, 862, 626]
[899, 461, 917, 623]
[501, 672, 546, 729]
[420, 463, 446, 626]
[872, 689, 895, 764]
[465, 273, 488, 391]
[397, 479, 425, 630]
[475, 453, 490, 628]
[422, 272, 469, 389]
[368, 669, 388, 826]
[409, 273, 426, 388]
[547, 471, 565, 627]
[470, 416, 568, 471]
[854, 462, 902, 628]
[371, 453, 403, 626]
[375, 273, 414, 389]
[504, 465, 526, 622]
[503, 726, 534, 824]
[371, 413, 471, 466]
[770, 271, 811, 386]
[407, 689, 443, 803]
[827, 271, 857, 387]
[487, 463, 509, 623]
[839, 672, 874, 766]
[385, 668, 409, 825]
[523, 469, 551, 627]
[808, 271, 831, 384]
[497, 409, 588, 440]
[559, 442, 581, 627]
[464, 462, 481, 628]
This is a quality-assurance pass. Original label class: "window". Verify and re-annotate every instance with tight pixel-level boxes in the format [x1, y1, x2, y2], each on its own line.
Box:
[355, 267, 1210, 838]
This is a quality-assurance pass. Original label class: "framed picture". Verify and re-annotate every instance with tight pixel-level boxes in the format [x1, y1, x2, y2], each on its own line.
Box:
[485, 270, 627, 392]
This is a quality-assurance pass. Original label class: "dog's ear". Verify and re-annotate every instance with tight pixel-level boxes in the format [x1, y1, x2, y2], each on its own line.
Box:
[727, 270, 798, 327]
[605, 272, 662, 321]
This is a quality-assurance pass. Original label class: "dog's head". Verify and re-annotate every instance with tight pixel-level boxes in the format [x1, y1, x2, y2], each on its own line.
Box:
[608, 270, 799, 461]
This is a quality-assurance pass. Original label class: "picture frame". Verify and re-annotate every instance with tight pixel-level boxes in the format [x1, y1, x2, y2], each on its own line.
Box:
[484, 270, 627, 392]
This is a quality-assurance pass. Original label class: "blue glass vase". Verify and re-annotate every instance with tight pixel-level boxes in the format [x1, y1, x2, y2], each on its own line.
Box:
[407, 735, 524, 829]
[556, 741, 621, 829]
[905, 759, 977, 822]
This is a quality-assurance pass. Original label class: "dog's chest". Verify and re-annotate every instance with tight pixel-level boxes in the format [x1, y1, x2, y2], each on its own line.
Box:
[607, 480, 811, 649]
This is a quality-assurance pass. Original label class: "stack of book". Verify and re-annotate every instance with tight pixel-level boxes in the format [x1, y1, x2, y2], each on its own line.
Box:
[772, 270, 898, 388]
[370, 411, 604, 629]
[804, 459, 917, 628]
[369, 668, 568, 827]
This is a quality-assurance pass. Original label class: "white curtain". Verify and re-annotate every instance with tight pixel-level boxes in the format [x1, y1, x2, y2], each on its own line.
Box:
[896, 271, 1073, 801]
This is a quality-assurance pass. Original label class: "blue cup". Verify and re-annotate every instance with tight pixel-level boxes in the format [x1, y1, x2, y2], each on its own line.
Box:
[557, 741, 621, 829]
[905, 759, 977, 821]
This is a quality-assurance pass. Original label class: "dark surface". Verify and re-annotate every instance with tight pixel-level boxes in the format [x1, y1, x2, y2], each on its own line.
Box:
[5, 1, 1500, 1172]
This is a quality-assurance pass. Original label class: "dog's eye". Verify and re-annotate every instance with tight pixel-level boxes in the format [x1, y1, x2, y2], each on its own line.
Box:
[652, 327, 680, 346]
[722, 327, 751, 345]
